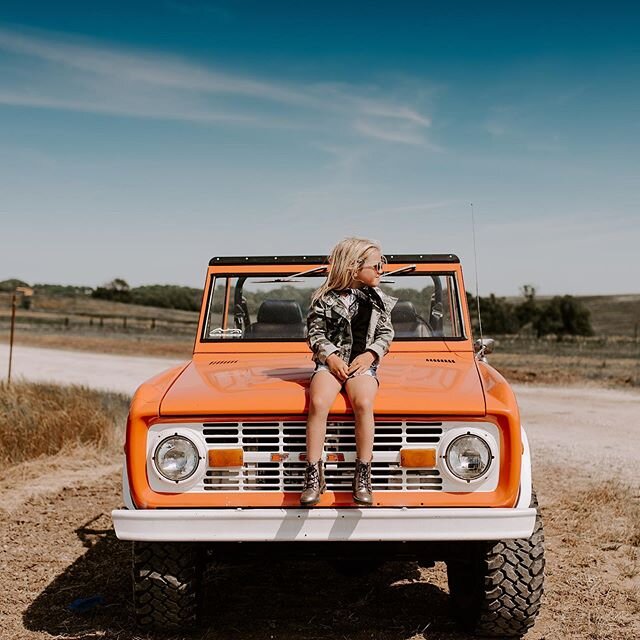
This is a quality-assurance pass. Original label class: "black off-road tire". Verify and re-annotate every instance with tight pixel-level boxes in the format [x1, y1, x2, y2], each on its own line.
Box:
[446, 492, 545, 638]
[132, 541, 204, 631]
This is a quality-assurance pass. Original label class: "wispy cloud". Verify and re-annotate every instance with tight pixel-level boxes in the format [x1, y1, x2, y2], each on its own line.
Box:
[360, 103, 431, 127]
[0, 26, 436, 146]
[0, 27, 310, 104]
[354, 119, 425, 145]
[354, 118, 439, 148]
[0, 89, 261, 124]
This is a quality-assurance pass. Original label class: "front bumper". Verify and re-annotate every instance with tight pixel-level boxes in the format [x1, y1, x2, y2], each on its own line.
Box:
[112, 506, 537, 542]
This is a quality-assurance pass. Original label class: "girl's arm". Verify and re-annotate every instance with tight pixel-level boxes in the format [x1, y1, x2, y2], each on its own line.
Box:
[306, 301, 340, 364]
[367, 311, 395, 362]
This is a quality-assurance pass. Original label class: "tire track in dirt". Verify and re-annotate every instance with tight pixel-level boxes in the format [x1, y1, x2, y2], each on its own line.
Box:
[1, 457, 120, 515]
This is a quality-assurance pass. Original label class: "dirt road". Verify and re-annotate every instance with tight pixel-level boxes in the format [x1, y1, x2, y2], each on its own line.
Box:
[0, 343, 182, 394]
[1, 346, 639, 639]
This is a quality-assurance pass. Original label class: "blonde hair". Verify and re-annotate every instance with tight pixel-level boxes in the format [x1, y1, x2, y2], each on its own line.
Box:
[311, 237, 383, 304]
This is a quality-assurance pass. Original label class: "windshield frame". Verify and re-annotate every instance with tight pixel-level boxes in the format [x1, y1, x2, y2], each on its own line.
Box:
[199, 266, 469, 345]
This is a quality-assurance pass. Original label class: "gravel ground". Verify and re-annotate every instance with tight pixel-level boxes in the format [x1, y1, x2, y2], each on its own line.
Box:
[1, 346, 639, 639]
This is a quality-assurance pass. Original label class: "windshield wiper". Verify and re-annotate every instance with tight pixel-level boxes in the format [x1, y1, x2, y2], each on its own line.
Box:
[254, 265, 328, 283]
[380, 264, 416, 283]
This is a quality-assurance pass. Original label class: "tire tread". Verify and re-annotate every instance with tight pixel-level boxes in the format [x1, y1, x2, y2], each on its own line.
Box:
[447, 491, 545, 638]
[132, 541, 203, 630]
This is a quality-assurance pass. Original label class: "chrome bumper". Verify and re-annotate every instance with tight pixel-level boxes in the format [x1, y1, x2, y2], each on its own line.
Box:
[112, 506, 536, 542]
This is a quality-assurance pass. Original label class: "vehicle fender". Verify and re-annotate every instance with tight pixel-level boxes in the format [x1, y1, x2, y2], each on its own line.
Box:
[515, 425, 533, 509]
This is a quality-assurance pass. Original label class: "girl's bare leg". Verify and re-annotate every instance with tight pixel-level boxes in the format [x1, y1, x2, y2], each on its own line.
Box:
[306, 371, 343, 463]
[344, 375, 379, 462]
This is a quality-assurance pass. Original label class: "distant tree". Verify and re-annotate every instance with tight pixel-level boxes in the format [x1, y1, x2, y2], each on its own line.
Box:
[91, 280, 203, 310]
[533, 295, 594, 338]
[245, 286, 316, 315]
[34, 283, 94, 297]
[514, 284, 539, 329]
[467, 286, 594, 338]
[480, 294, 520, 334]
[109, 278, 130, 293]
[92, 278, 132, 303]
[467, 292, 520, 334]
[130, 285, 202, 311]
[0, 278, 30, 292]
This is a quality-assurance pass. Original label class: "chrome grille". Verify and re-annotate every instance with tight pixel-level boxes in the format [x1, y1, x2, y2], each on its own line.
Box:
[202, 420, 444, 492]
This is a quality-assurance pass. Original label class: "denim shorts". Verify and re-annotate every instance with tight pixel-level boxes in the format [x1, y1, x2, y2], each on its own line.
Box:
[312, 362, 379, 385]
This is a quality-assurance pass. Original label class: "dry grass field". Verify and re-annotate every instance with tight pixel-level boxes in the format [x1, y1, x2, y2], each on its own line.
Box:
[501, 293, 640, 338]
[0, 290, 198, 357]
[0, 381, 129, 464]
[0, 381, 638, 639]
[578, 294, 640, 337]
[0, 290, 197, 356]
[491, 335, 640, 388]
[0, 290, 200, 321]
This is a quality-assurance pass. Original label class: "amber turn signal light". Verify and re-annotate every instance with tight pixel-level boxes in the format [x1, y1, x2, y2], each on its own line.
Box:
[208, 448, 244, 467]
[400, 448, 436, 468]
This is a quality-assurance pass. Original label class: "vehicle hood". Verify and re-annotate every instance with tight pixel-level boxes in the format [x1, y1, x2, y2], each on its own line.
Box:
[159, 352, 486, 417]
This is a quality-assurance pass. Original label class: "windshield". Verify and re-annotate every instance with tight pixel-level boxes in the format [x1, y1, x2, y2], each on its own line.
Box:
[202, 271, 465, 341]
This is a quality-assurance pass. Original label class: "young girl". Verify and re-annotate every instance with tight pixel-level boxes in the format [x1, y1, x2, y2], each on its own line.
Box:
[301, 237, 398, 507]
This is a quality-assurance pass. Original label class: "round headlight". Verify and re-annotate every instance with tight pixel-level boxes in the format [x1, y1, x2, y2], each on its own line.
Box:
[445, 434, 492, 481]
[154, 435, 200, 482]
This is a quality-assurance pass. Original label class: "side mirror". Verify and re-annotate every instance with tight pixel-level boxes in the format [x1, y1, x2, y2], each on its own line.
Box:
[474, 338, 495, 361]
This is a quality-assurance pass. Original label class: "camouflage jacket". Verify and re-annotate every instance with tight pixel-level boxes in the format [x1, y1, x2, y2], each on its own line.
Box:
[306, 286, 398, 365]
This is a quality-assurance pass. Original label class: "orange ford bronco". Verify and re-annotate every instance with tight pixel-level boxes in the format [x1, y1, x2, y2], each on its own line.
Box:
[112, 254, 544, 637]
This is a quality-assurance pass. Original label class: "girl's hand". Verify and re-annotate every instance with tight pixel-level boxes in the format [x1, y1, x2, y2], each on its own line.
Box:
[326, 353, 349, 382]
[347, 351, 376, 376]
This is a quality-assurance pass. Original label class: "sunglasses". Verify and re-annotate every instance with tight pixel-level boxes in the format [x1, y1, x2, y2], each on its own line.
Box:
[361, 261, 385, 273]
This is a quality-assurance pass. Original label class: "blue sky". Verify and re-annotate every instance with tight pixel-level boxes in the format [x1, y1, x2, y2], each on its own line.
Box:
[0, 1, 638, 295]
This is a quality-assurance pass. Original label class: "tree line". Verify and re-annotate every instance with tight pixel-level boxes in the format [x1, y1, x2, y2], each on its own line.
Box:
[91, 279, 202, 311]
[467, 285, 593, 338]
[2, 277, 594, 337]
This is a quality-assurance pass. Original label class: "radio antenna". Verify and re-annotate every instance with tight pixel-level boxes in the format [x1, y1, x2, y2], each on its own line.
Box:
[470, 202, 484, 342]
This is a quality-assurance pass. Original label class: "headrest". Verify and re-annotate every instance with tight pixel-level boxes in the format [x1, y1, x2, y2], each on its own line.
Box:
[391, 301, 419, 323]
[256, 299, 304, 324]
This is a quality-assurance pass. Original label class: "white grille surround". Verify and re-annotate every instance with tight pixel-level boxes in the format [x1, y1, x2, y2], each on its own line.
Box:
[146, 420, 500, 494]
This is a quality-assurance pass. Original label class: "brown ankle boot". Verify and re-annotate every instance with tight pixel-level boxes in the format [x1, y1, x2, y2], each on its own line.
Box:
[352, 458, 373, 506]
[300, 460, 326, 507]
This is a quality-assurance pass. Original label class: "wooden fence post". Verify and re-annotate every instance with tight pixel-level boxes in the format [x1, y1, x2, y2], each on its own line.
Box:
[7, 292, 16, 384]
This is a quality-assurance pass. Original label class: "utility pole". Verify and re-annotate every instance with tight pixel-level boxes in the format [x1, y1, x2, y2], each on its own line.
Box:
[8, 291, 17, 384]
[7, 286, 33, 385]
